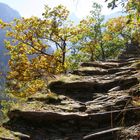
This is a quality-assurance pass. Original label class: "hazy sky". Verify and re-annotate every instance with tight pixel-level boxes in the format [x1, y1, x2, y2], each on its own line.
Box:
[0, 0, 121, 19]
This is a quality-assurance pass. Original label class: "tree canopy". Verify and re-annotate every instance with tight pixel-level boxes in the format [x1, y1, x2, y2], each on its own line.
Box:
[0, 1, 139, 97]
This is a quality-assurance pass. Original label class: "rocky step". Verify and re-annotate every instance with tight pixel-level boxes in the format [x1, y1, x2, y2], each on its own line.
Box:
[80, 57, 140, 68]
[1, 57, 139, 140]
[73, 67, 136, 76]
[105, 58, 139, 63]
[2, 104, 140, 140]
[85, 94, 133, 113]
[10, 92, 135, 116]
[11, 91, 135, 117]
[1, 125, 137, 140]
[3, 107, 140, 140]
[7, 107, 140, 128]
[49, 76, 139, 97]
[80, 62, 119, 69]
[115, 69, 137, 77]
[80, 61, 132, 69]
[0, 126, 122, 140]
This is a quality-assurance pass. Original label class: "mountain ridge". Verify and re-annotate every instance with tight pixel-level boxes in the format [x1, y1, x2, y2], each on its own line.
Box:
[0, 2, 21, 65]
[0, 2, 21, 92]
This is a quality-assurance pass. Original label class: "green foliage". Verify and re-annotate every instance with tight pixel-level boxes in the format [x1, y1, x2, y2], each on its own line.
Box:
[68, 50, 89, 70]
[0, 1, 139, 98]
[71, 2, 123, 61]
[0, 100, 17, 123]
[106, 0, 140, 21]
[1, 5, 76, 97]
[0, 126, 18, 139]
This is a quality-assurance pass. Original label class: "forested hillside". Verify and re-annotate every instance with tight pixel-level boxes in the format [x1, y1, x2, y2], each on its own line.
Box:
[0, 0, 140, 139]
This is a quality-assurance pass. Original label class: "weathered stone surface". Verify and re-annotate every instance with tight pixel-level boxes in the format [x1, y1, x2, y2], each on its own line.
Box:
[80, 61, 133, 69]
[7, 107, 140, 125]
[49, 76, 138, 97]
[121, 124, 140, 139]
[83, 127, 123, 140]
[73, 67, 136, 76]
[80, 61, 117, 69]
[1, 56, 140, 140]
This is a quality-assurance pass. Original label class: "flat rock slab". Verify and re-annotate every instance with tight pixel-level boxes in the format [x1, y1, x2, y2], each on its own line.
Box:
[49, 77, 139, 95]
[73, 67, 136, 76]
[8, 107, 140, 124]
[80, 61, 133, 69]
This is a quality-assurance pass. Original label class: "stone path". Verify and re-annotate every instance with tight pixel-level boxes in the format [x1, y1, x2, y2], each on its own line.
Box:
[0, 57, 140, 139]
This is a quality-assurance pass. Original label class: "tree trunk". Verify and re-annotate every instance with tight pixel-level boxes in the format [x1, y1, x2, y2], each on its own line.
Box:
[62, 41, 66, 73]
[100, 43, 105, 61]
[62, 49, 65, 66]
[90, 52, 94, 61]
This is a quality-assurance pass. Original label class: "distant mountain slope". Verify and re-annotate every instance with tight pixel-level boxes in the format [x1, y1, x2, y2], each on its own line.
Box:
[0, 2, 20, 22]
[0, 3, 21, 65]
[0, 3, 21, 91]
